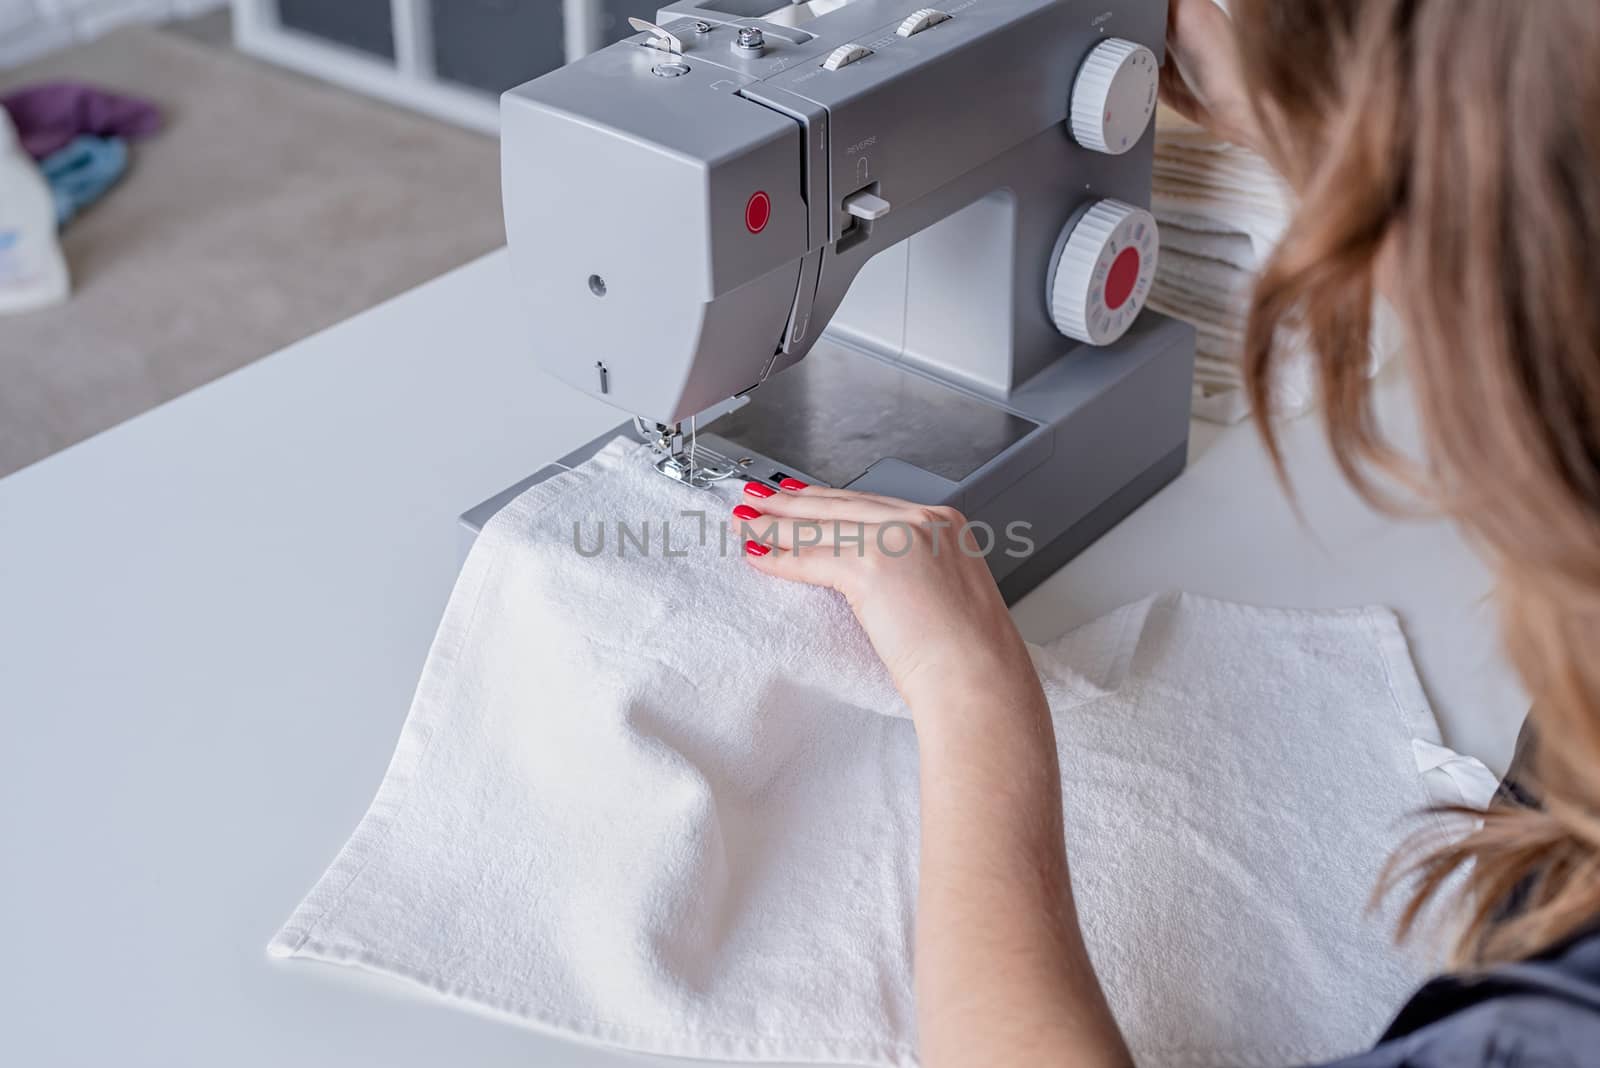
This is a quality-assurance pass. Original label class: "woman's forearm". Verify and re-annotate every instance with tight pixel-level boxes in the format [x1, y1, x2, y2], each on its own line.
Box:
[912, 675, 1132, 1068]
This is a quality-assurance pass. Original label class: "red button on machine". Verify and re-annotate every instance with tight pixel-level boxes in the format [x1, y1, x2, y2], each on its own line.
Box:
[1103, 246, 1141, 310]
[745, 191, 771, 234]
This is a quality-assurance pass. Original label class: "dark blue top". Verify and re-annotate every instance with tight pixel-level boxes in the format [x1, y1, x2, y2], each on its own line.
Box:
[1322, 927, 1600, 1067]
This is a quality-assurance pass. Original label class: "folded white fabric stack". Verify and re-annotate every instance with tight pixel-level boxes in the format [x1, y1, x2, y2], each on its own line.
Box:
[270, 440, 1494, 1066]
[1150, 107, 1398, 422]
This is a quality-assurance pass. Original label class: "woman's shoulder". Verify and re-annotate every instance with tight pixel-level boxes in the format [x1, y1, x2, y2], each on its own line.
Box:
[1323, 929, 1600, 1068]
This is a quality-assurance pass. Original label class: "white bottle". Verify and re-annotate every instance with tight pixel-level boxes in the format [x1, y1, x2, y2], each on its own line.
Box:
[0, 108, 69, 315]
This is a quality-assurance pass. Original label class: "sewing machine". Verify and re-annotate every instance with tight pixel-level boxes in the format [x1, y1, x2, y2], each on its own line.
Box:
[462, 0, 1194, 602]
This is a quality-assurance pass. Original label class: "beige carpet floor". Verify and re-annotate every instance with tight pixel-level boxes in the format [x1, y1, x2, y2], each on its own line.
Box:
[0, 25, 503, 478]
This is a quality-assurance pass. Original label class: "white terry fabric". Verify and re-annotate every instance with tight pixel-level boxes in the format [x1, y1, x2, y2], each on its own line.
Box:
[1150, 107, 1400, 423]
[270, 439, 1496, 1067]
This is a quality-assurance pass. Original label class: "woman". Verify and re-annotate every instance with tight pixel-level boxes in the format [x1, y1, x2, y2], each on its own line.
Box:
[733, 0, 1600, 1064]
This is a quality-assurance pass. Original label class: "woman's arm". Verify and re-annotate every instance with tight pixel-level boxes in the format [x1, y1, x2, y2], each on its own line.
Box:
[914, 674, 1132, 1068]
[737, 485, 1130, 1068]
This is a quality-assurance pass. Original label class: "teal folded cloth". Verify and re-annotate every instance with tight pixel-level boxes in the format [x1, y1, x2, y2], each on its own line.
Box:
[39, 135, 127, 228]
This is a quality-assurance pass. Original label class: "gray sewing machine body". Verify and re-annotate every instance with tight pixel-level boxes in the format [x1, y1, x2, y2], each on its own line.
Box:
[465, 0, 1195, 602]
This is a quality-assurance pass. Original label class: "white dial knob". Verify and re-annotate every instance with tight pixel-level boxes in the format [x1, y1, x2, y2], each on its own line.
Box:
[1069, 38, 1159, 155]
[897, 8, 950, 36]
[822, 43, 872, 70]
[1048, 199, 1159, 345]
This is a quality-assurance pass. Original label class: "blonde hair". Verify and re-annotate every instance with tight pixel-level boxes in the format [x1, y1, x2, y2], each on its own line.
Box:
[1231, 0, 1600, 963]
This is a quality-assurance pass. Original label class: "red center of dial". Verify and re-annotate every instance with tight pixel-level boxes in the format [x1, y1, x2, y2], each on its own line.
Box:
[1104, 247, 1141, 310]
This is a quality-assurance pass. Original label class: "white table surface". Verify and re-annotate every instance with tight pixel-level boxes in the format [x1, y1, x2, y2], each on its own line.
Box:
[0, 250, 1526, 1066]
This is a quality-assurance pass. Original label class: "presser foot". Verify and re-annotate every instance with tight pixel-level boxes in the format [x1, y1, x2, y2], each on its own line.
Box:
[652, 450, 739, 488]
[636, 419, 740, 489]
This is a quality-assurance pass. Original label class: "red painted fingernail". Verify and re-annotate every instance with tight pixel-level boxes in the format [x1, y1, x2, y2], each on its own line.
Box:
[779, 478, 808, 491]
[744, 539, 772, 557]
[732, 504, 762, 521]
[743, 481, 775, 499]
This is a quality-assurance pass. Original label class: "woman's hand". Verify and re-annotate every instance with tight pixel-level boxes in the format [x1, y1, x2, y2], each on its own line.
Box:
[1162, 0, 1261, 151]
[732, 481, 1041, 724]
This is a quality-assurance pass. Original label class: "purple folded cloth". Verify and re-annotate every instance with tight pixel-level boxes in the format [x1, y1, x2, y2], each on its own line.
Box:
[1, 82, 162, 160]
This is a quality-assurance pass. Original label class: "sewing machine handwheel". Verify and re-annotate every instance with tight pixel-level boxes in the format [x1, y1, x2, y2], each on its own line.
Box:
[1047, 199, 1160, 346]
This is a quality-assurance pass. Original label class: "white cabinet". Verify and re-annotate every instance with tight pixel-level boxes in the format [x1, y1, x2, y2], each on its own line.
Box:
[232, 0, 664, 134]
